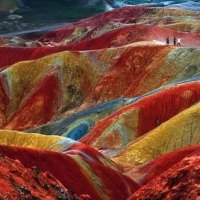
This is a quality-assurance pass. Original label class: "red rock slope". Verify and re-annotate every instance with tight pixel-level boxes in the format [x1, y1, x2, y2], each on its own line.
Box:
[0, 144, 139, 200]
[125, 145, 200, 185]
[128, 147, 200, 200]
[0, 156, 86, 200]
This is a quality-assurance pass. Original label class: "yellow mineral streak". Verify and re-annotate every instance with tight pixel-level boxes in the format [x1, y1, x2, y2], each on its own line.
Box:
[0, 130, 67, 151]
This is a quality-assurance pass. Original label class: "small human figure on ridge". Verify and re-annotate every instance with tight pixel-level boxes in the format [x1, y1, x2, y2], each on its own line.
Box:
[166, 37, 169, 45]
[177, 37, 181, 46]
[173, 36, 177, 46]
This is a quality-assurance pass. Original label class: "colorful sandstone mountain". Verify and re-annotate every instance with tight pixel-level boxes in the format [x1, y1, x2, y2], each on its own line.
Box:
[0, 4, 200, 200]
[0, 45, 200, 131]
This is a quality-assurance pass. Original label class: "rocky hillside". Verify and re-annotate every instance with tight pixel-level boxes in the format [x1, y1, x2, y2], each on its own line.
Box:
[0, 5, 200, 200]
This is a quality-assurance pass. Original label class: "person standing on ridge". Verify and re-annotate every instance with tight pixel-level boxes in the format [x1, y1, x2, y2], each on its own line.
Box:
[166, 37, 169, 45]
[173, 37, 177, 46]
[177, 37, 181, 46]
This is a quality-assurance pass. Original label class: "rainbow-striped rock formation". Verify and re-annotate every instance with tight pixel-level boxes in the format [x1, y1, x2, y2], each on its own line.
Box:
[0, 5, 200, 200]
